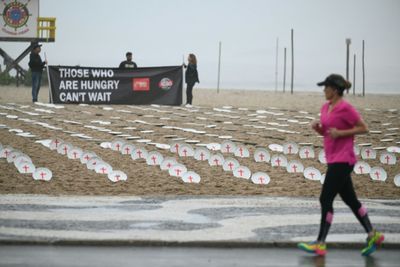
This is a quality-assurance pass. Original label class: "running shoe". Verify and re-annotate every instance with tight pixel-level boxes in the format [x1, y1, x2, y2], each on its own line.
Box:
[298, 241, 327, 256]
[361, 230, 384, 256]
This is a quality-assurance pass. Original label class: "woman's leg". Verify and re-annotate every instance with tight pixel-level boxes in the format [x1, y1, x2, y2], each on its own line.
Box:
[186, 83, 194, 104]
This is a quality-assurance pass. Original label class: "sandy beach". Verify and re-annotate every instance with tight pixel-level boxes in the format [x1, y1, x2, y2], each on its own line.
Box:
[0, 85, 399, 198]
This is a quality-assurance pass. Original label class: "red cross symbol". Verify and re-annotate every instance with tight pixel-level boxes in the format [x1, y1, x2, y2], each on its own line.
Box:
[309, 172, 315, 179]
[225, 144, 231, 153]
[188, 176, 193, 183]
[151, 156, 157, 164]
[136, 150, 143, 158]
[166, 162, 172, 169]
[288, 145, 293, 154]
[358, 165, 364, 174]
[239, 147, 244, 157]
[124, 147, 131, 155]
[258, 177, 264, 184]
[73, 151, 79, 159]
[174, 143, 180, 153]
[385, 155, 391, 164]
[23, 165, 29, 173]
[63, 146, 68, 155]
[4, 150, 10, 157]
[115, 174, 120, 181]
[259, 153, 265, 161]
[40, 172, 46, 180]
[175, 168, 182, 176]
[275, 158, 281, 166]
[238, 169, 244, 177]
[182, 149, 188, 157]
[213, 158, 220, 166]
[374, 171, 380, 180]
[84, 154, 91, 161]
[116, 143, 121, 151]
[292, 165, 298, 172]
[365, 149, 371, 157]
[228, 162, 234, 170]
[305, 150, 310, 158]
[54, 139, 60, 148]
[100, 167, 107, 174]
[200, 152, 205, 160]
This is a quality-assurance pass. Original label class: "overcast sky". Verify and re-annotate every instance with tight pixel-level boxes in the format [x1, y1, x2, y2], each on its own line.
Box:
[2, 0, 400, 93]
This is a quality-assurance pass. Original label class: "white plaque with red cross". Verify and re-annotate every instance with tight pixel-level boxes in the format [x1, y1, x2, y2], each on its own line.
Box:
[111, 139, 126, 152]
[299, 146, 315, 159]
[57, 142, 73, 156]
[387, 146, 400, 153]
[0, 146, 13, 158]
[131, 147, 148, 160]
[394, 174, 400, 187]
[87, 157, 103, 170]
[160, 157, 177, 171]
[194, 147, 211, 161]
[50, 139, 64, 150]
[234, 145, 250, 158]
[68, 147, 83, 160]
[108, 170, 127, 182]
[379, 152, 396, 165]
[361, 147, 377, 160]
[121, 143, 136, 155]
[6, 150, 22, 163]
[100, 142, 111, 149]
[208, 153, 225, 166]
[268, 144, 283, 153]
[251, 172, 270, 185]
[303, 167, 321, 181]
[286, 160, 304, 173]
[318, 150, 327, 164]
[178, 144, 194, 157]
[95, 162, 113, 174]
[221, 140, 236, 154]
[182, 171, 201, 183]
[254, 148, 271, 163]
[271, 154, 288, 167]
[168, 164, 187, 177]
[233, 166, 251, 179]
[80, 151, 97, 164]
[14, 154, 32, 168]
[207, 143, 221, 151]
[32, 168, 52, 181]
[354, 161, 371, 175]
[283, 142, 299, 155]
[146, 151, 164, 166]
[223, 157, 240, 172]
[369, 167, 387, 181]
[17, 161, 35, 174]
[169, 141, 183, 153]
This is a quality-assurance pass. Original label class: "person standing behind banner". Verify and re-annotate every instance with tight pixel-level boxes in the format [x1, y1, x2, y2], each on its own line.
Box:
[119, 52, 137, 69]
[28, 43, 47, 103]
[183, 53, 199, 107]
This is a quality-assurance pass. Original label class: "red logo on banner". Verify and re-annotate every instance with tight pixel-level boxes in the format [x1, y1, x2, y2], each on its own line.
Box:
[158, 78, 173, 90]
[133, 78, 150, 91]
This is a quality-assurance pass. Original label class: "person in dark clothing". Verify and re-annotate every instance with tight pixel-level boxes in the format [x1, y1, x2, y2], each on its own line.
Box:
[119, 52, 137, 69]
[28, 44, 47, 102]
[183, 53, 199, 106]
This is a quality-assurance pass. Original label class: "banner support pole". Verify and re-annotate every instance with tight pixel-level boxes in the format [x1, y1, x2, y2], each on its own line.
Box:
[44, 52, 53, 103]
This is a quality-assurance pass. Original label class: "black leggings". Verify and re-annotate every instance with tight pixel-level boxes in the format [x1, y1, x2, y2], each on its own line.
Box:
[186, 82, 195, 105]
[317, 163, 373, 242]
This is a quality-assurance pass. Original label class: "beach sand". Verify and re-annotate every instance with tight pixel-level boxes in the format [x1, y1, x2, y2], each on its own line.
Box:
[0, 85, 399, 198]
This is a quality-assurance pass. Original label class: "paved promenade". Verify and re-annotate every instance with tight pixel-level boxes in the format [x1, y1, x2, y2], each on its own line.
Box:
[0, 194, 399, 247]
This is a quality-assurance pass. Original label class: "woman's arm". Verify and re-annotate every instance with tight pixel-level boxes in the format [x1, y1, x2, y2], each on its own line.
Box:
[328, 119, 369, 139]
[311, 120, 324, 136]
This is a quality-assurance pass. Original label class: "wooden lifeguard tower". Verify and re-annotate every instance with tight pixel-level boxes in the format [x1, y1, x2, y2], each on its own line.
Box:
[0, 0, 55, 84]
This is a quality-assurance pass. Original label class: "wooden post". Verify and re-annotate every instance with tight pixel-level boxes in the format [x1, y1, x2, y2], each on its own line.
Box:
[362, 40, 365, 97]
[283, 47, 287, 93]
[290, 29, 294, 94]
[353, 54, 356, 95]
[346, 38, 351, 94]
[274, 37, 279, 92]
[217, 41, 222, 94]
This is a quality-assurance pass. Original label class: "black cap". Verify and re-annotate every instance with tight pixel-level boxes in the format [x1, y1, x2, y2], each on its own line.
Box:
[317, 74, 351, 90]
[32, 43, 42, 49]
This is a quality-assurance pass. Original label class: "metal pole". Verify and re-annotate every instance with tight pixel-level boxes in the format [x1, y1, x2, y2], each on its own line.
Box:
[274, 37, 279, 92]
[362, 40, 365, 97]
[283, 47, 286, 93]
[353, 54, 356, 95]
[290, 29, 294, 94]
[346, 38, 351, 94]
[217, 41, 222, 93]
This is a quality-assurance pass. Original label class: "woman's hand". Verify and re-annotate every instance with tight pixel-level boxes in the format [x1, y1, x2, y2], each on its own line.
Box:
[311, 120, 323, 135]
[328, 128, 341, 139]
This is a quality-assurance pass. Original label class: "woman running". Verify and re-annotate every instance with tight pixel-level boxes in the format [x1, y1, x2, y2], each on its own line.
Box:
[298, 74, 384, 256]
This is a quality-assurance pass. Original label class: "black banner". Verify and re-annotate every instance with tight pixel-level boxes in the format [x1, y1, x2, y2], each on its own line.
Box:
[48, 65, 183, 105]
